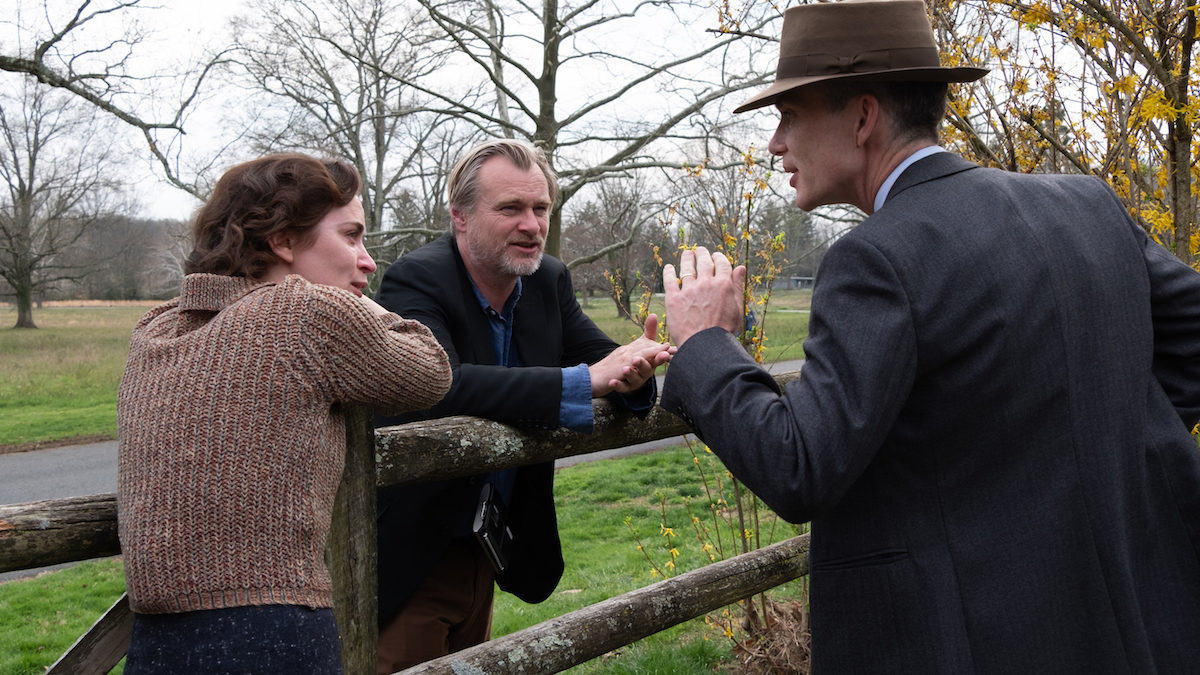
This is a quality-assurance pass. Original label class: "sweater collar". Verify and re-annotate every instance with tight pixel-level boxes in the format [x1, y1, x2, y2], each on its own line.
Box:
[178, 274, 274, 313]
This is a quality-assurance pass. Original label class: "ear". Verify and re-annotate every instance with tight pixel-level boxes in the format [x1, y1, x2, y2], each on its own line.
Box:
[853, 93, 881, 148]
[450, 206, 469, 236]
[267, 232, 296, 264]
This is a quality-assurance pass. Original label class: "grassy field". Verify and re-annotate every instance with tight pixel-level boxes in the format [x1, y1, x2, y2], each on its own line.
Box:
[0, 306, 156, 448]
[575, 291, 811, 366]
[0, 291, 811, 449]
[0, 558, 128, 675]
[0, 445, 806, 674]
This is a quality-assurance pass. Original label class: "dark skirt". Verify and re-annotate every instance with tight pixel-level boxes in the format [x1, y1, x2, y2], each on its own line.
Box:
[124, 604, 343, 675]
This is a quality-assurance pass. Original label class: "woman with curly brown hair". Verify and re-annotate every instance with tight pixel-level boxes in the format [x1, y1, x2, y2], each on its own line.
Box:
[116, 153, 451, 674]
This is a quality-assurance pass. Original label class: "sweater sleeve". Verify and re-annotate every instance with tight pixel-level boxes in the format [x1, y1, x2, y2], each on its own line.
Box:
[292, 278, 452, 416]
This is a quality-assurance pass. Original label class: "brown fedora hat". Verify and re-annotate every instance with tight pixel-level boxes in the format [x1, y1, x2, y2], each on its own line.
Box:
[735, 0, 988, 114]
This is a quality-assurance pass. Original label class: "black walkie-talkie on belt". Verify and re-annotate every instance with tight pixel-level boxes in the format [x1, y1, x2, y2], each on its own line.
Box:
[472, 483, 514, 573]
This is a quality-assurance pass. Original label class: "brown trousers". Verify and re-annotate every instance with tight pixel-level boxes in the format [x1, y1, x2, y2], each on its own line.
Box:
[376, 540, 495, 674]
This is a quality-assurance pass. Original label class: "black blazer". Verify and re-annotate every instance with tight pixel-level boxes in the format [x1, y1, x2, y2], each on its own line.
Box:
[663, 154, 1200, 674]
[374, 233, 652, 625]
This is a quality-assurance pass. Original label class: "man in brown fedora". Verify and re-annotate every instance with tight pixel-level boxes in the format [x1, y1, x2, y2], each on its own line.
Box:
[660, 1, 1200, 672]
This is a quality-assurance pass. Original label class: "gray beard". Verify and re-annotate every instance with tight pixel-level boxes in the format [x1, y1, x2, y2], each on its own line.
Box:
[467, 236, 544, 278]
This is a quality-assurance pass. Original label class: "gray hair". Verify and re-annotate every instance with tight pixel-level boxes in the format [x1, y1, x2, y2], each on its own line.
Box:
[447, 139, 559, 215]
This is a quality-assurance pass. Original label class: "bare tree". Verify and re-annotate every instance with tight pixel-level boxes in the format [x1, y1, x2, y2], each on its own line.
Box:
[0, 82, 129, 327]
[1, 0, 231, 199]
[396, 0, 781, 258]
[230, 0, 467, 245]
[55, 216, 189, 300]
[143, 217, 191, 298]
[563, 177, 661, 318]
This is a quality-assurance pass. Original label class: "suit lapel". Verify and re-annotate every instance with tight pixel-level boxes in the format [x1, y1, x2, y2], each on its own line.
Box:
[512, 281, 555, 367]
[888, 152, 980, 203]
[447, 235, 504, 366]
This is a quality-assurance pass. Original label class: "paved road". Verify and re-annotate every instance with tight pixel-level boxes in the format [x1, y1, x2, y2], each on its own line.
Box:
[0, 357, 804, 582]
[0, 442, 119, 506]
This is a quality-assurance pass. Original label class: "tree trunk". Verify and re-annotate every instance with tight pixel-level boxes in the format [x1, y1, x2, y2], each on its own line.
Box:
[547, 206, 562, 259]
[1170, 121, 1194, 266]
[13, 280, 36, 328]
[1172, 8, 1197, 266]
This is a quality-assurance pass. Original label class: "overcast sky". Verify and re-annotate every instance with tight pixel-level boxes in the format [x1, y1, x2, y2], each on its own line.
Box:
[9, 0, 782, 221]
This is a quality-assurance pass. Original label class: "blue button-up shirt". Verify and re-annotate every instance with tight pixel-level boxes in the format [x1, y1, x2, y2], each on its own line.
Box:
[461, 276, 594, 530]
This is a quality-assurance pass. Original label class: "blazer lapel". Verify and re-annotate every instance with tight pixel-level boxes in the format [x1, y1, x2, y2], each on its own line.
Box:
[512, 282, 555, 367]
[447, 236, 503, 366]
[889, 152, 980, 203]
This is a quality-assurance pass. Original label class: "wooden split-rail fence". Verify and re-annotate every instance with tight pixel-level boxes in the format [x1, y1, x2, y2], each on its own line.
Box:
[0, 370, 811, 675]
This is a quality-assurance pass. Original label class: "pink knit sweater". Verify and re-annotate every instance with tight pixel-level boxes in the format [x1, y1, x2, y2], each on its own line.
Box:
[117, 274, 451, 614]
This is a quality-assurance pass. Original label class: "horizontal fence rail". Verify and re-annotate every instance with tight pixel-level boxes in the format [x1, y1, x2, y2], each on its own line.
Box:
[0, 494, 120, 574]
[0, 369, 806, 575]
[0, 368, 808, 675]
[374, 369, 802, 488]
[400, 534, 811, 675]
[46, 592, 132, 675]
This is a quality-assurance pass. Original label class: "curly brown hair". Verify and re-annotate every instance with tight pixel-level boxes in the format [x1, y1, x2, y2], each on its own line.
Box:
[186, 154, 362, 279]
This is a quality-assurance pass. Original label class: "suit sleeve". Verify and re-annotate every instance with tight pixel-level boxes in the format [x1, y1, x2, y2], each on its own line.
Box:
[1140, 223, 1200, 429]
[661, 236, 917, 523]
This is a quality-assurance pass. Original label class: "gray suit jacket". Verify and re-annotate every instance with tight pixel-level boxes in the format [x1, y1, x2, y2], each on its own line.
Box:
[662, 153, 1200, 674]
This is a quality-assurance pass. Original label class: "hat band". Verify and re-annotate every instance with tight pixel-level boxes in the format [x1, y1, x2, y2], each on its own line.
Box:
[776, 47, 941, 79]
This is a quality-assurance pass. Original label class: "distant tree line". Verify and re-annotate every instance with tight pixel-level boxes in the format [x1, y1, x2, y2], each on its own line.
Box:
[0, 215, 188, 306]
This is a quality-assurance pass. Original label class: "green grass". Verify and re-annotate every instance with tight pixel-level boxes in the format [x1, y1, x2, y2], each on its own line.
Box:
[579, 290, 811, 365]
[0, 558, 127, 675]
[0, 307, 152, 446]
[496, 444, 808, 672]
[1, 446, 806, 673]
[0, 291, 812, 449]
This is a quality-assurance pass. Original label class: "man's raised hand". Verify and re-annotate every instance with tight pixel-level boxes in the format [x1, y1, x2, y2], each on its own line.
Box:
[663, 246, 746, 347]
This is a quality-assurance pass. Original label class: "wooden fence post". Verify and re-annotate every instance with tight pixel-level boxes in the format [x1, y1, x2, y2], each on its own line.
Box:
[328, 404, 378, 674]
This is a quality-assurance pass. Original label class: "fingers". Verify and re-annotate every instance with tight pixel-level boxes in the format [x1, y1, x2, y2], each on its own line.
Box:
[643, 313, 658, 341]
[731, 264, 748, 289]
[679, 246, 732, 283]
[694, 246, 715, 280]
[713, 250, 733, 276]
[609, 356, 654, 393]
[626, 342, 671, 365]
[593, 330, 672, 396]
[662, 246, 746, 347]
[630, 356, 653, 380]
[663, 263, 678, 290]
[663, 264, 681, 312]
[677, 248, 697, 281]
